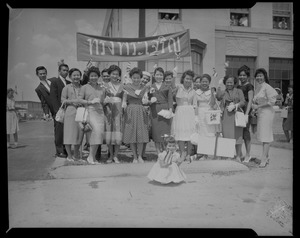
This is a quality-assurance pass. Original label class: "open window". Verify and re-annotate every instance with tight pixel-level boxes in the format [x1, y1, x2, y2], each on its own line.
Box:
[158, 9, 181, 21]
[273, 3, 292, 30]
[230, 9, 250, 27]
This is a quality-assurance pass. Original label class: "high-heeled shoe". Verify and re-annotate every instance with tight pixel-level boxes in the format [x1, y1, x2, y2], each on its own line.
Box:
[259, 158, 269, 168]
[113, 157, 120, 164]
[87, 157, 95, 165]
[243, 156, 252, 163]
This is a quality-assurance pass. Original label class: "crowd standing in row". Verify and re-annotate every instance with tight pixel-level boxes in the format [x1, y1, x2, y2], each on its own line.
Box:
[8, 61, 291, 173]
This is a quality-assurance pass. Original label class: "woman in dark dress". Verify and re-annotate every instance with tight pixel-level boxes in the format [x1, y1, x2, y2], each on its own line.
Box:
[237, 65, 254, 163]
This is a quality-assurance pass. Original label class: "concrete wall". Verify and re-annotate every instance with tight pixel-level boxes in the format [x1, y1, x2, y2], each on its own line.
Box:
[251, 2, 273, 29]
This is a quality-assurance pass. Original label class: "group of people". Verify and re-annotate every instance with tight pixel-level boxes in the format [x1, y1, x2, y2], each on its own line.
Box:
[7, 60, 286, 183]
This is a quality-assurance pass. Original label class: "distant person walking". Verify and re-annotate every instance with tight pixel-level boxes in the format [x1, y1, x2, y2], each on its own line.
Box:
[7, 88, 19, 148]
[282, 86, 293, 143]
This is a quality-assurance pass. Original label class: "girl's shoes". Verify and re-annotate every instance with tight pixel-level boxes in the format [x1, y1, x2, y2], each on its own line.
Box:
[259, 158, 269, 168]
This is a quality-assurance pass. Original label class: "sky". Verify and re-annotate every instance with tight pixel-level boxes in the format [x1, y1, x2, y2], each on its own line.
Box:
[7, 8, 107, 102]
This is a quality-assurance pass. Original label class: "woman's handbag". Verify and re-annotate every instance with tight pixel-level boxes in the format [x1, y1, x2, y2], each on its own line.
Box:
[75, 107, 88, 122]
[235, 108, 247, 127]
[55, 102, 66, 123]
[79, 121, 93, 132]
[281, 107, 288, 118]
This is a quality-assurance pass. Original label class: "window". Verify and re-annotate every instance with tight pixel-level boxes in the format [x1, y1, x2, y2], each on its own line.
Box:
[225, 56, 256, 85]
[230, 9, 250, 27]
[269, 58, 293, 96]
[192, 51, 202, 75]
[158, 9, 181, 21]
[273, 3, 292, 30]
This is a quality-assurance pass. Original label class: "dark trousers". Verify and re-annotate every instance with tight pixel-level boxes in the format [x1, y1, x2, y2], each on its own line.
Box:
[53, 118, 66, 155]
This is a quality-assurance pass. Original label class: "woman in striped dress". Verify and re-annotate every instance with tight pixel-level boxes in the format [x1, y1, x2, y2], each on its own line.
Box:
[105, 65, 126, 164]
[123, 67, 149, 163]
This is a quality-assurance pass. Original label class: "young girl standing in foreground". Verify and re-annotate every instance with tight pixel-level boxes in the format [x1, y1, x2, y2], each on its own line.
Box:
[147, 136, 186, 184]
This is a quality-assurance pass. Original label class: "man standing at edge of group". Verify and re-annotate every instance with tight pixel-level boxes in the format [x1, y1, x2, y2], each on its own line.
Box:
[49, 63, 71, 158]
[35, 66, 59, 156]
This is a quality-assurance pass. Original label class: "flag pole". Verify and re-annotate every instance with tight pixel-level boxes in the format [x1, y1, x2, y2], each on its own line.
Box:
[187, 29, 193, 71]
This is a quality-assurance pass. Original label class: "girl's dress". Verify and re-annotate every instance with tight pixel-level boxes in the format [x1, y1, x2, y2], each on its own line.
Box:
[149, 83, 173, 142]
[218, 88, 245, 144]
[105, 82, 125, 145]
[6, 97, 19, 134]
[147, 150, 186, 184]
[122, 84, 149, 144]
[61, 83, 83, 145]
[253, 82, 277, 142]
[78, 84, 106, 145]
[172, 84, 197, 141]
[195, 89, 217, 137]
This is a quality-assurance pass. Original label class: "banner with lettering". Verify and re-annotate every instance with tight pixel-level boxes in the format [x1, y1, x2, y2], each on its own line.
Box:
[76, 29, 191, 62]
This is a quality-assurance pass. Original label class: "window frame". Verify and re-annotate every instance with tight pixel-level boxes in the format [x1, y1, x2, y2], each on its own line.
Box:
[230, 8, 250, 27]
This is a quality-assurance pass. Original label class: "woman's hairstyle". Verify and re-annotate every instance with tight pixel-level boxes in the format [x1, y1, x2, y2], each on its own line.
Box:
[58, 63, 69, 71]
[154, 67, 164, 76]
[87, 66, 101, 78]
[193, 74, 201, 82]
[7, 88, 14, 95]
[180, 70, 195, 84]
[164, 70, 173, 80]
[129, 67, 143, 78]
[255, 68, 269, 84]
[166, 136, 176, 144]
[288, 85, 293, 90]
[68, 68, 82, 77]
[237, 65, 250, 77]
[223, 75, 238, 85]
[35, 66, 47, 75]
[200, 74, 212, 83]
[107, 64, 122, 76]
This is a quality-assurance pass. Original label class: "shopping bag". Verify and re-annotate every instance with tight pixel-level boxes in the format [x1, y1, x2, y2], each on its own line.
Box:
[205, 110, 221, 125]
[235, 109, 247, 127]
[75, 107, 88, 122]
[196, 135, 236, 158]
[205, 98, 222, 125]
[55, 102, 66, 123]
[281, 107, 288, 118]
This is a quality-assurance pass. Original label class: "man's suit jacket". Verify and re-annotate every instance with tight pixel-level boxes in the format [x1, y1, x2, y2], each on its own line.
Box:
[49, 77, 71, 115]
[35, 79, 55, 116]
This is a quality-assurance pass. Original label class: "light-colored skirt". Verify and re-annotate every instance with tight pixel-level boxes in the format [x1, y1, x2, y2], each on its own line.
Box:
[86, 105, 105, 145]
[257, 106, 275, 143]
[171, 105, 195, 141]
[7, 111, 19, 134]
[147, 162, 186, 184]
[63, 106, 83, 145]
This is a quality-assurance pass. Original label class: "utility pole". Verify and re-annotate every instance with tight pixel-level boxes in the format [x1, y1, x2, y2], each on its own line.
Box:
[138, 9, 146, 71]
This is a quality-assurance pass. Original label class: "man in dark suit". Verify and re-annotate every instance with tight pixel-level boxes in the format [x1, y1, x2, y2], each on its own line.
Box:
[35, 66, 63, 157]
[48, 63, 70, 158]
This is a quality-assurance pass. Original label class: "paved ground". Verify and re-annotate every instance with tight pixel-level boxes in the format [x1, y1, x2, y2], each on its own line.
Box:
[7, 116, 293, 235]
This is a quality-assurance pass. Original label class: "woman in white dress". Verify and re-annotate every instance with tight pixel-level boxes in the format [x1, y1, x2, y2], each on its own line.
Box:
[195, 74, 218, 159]
[252, 68, 278, 167]
[7, 88, 19, 148]
[171, 70, 197, 163]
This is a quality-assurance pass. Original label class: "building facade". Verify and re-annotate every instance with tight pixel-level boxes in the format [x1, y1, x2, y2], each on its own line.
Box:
[15, 101, 44, 119]
[100, 4, 293, 96]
